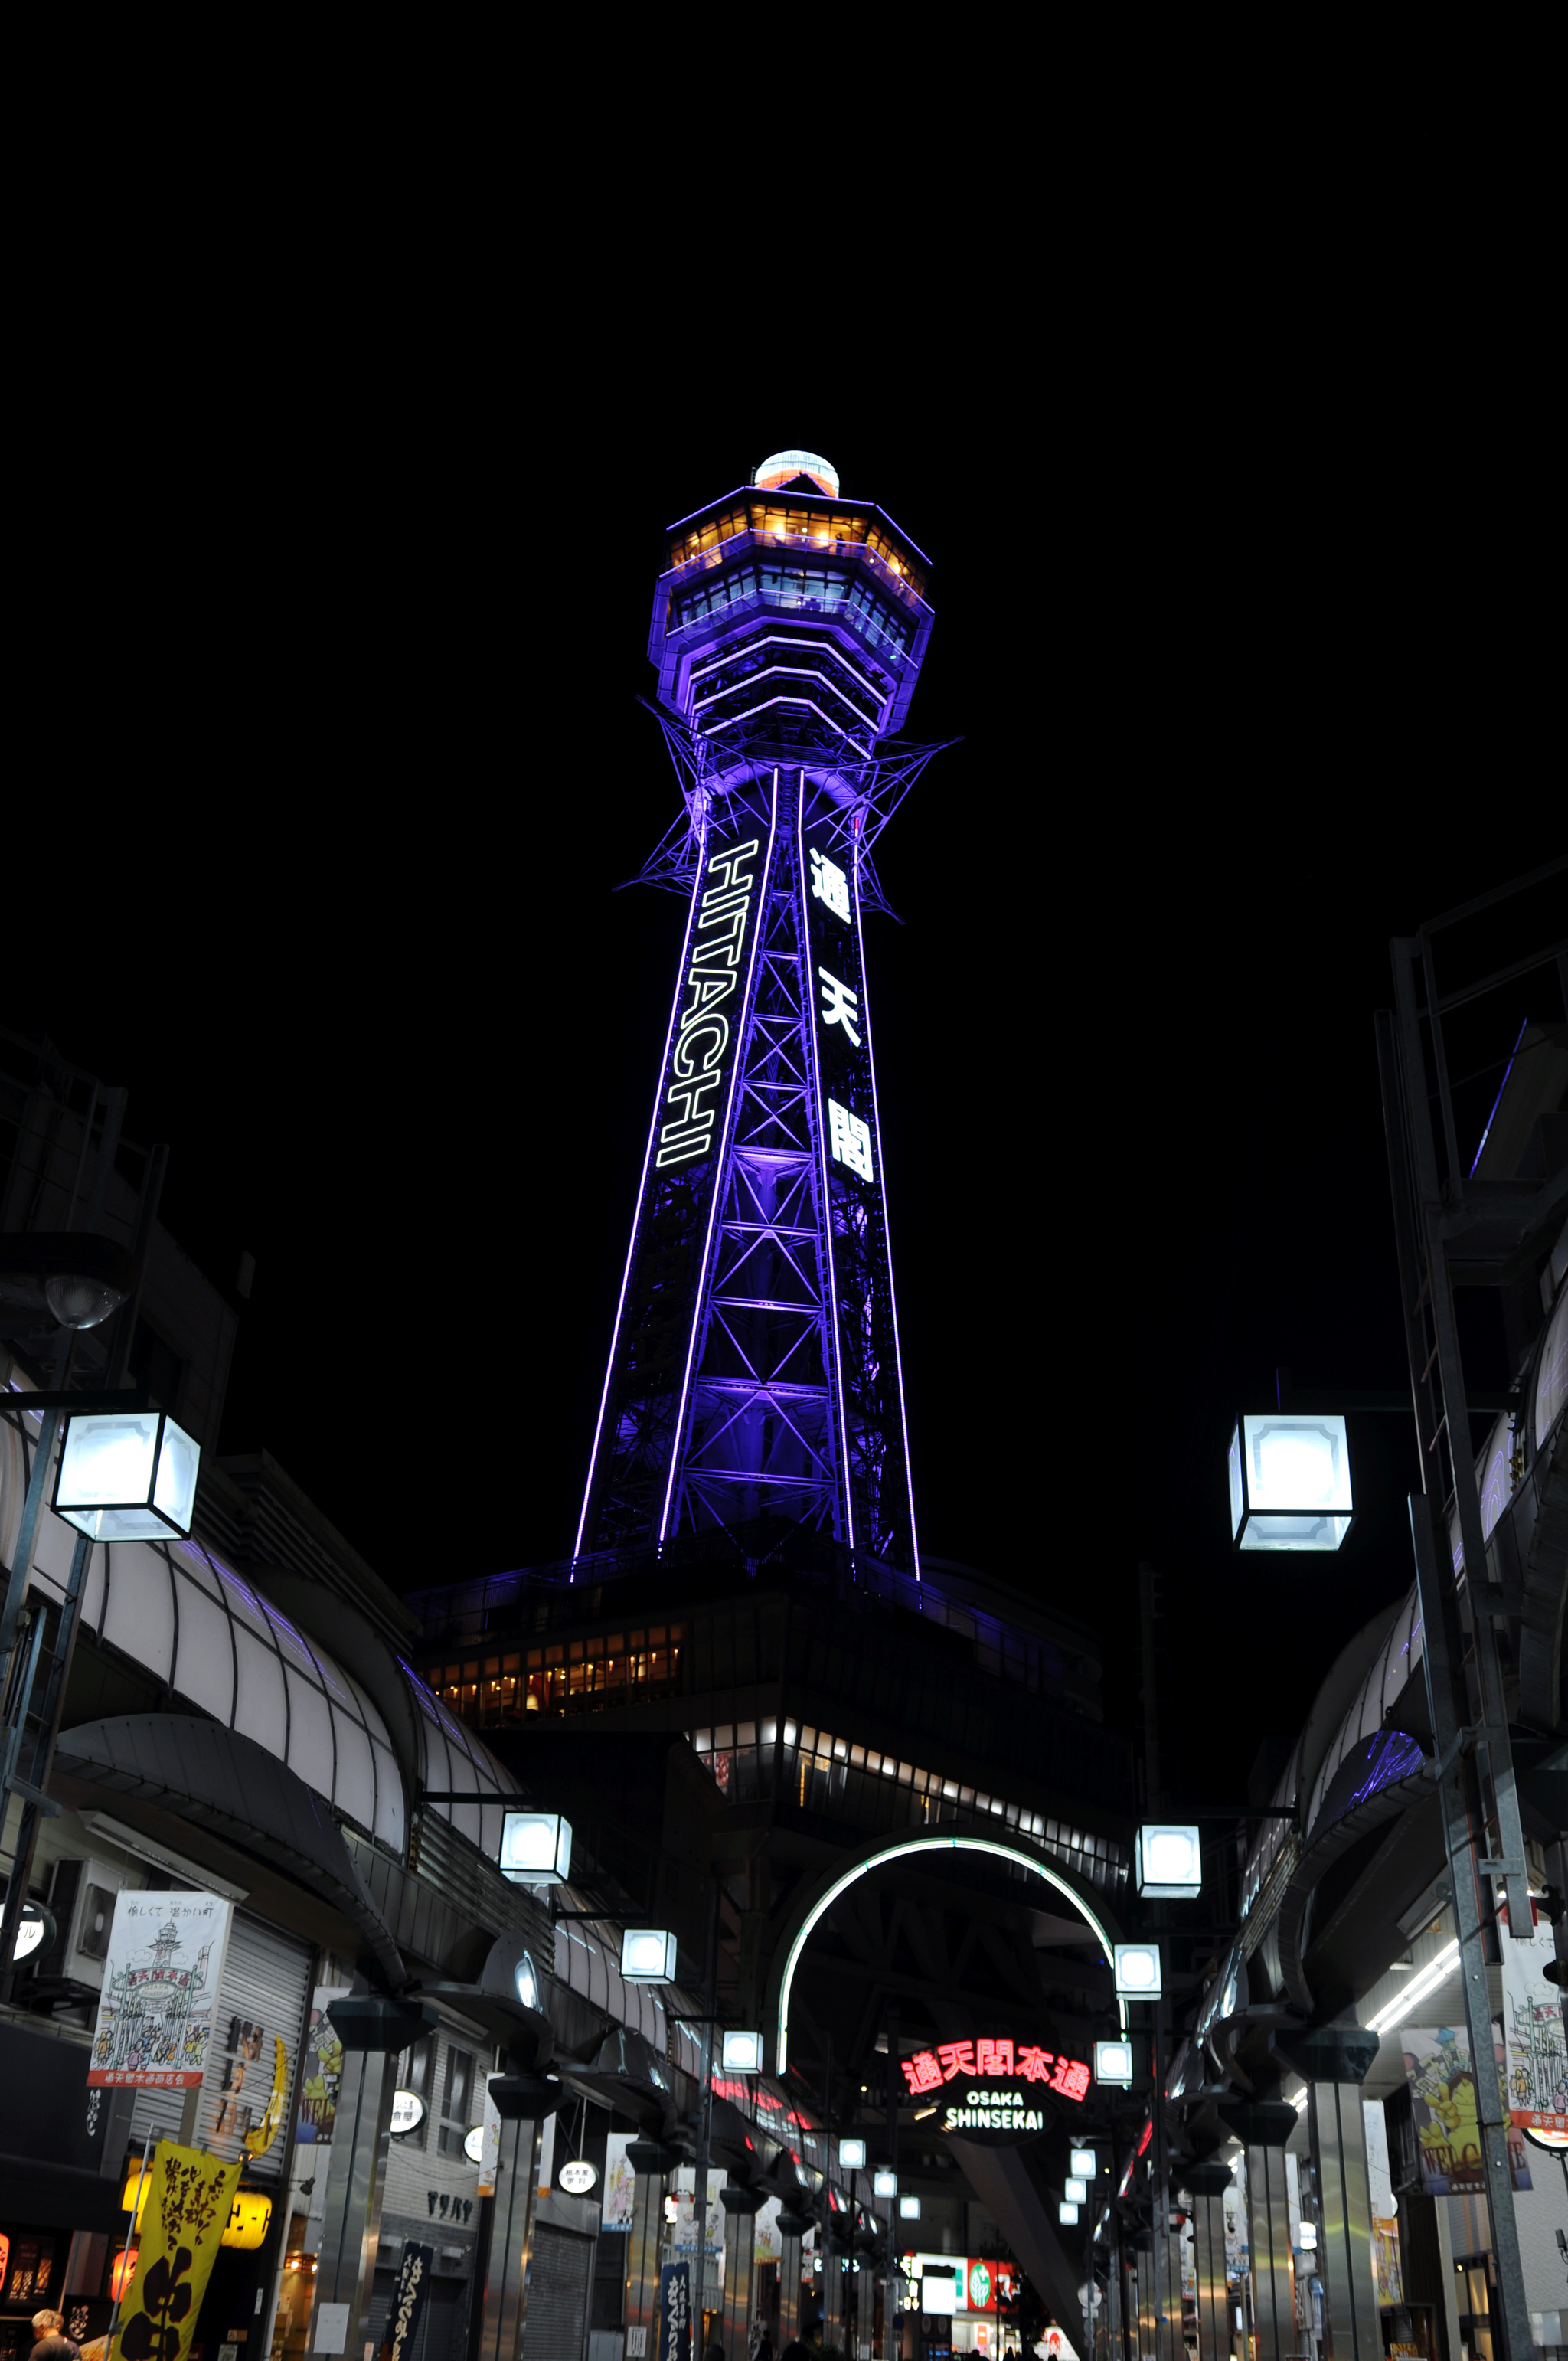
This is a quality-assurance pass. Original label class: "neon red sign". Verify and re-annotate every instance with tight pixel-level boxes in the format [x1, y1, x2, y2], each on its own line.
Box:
[902, 2038, 1090, 2104]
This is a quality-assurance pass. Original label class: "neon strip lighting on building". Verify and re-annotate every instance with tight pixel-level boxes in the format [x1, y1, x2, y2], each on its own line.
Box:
[775, 1835, 1127, 2077]
[854, 817, 921, 1581]
[573, 798, 713, 1565]
[1364, 1940, 1460, 2035]
[798, 777, 856, 1550]
[658, 768, 781, 1544]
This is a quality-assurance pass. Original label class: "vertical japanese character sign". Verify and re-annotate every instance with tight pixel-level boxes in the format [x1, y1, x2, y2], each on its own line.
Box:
[803, 837, 876, 1189]
[112, 2141, 242, 2361]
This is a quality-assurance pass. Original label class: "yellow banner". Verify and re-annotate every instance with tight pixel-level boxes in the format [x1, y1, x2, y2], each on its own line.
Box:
[114, 2144, 242, 2361]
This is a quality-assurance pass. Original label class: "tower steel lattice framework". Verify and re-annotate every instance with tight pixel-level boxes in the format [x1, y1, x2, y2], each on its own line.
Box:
[576, 455, 947, 1571]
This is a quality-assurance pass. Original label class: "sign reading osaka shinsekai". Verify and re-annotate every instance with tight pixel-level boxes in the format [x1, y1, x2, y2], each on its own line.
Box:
[88, 1892, 233, 2088]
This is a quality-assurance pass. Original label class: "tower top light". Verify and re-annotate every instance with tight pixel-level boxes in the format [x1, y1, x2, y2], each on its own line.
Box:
[753, 448, 840, 495]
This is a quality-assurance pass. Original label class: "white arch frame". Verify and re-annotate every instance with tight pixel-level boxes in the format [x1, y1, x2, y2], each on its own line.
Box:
[774, 1831, 1128, 2075]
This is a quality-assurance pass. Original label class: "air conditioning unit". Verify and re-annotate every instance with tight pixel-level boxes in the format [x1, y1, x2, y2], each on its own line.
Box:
[43, 1857, 135, 1989]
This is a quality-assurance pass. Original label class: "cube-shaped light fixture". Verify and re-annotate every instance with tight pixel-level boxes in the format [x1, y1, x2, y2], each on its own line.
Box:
[722, 2029, 763, 2073]
[839, 2137, 867, 2170]
[498, 1810, 573, 1886]
[1095, 2039, 1134, 2087]
[1059, 2200, 1080, 2225]
[1070, 2147, 1096, 2179]
[1136, 1824, 1203, 1900]
[1228, 1413, 1353, 1552]
[1065, 2176, 1088, 2205]
[874, 2170, 897, 2199]
[899, 2194, 921, 2219]
[54, 1410, 200, 1542]
[621, 1927, 678, 1983]
[1113, 1943, 1162, 1998]
[1298, 2222, 1318, 2251]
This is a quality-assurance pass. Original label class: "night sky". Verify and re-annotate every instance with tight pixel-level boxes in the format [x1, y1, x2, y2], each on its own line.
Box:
[18, 362, 1550, 1812]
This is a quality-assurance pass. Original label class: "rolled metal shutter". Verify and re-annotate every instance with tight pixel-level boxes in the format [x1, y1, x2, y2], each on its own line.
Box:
[192, 1911, 313, 2179]
[524, 2222, 593, 2357]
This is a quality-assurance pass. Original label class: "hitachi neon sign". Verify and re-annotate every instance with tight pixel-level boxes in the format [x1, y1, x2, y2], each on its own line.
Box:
[655, 836, 760, 1169]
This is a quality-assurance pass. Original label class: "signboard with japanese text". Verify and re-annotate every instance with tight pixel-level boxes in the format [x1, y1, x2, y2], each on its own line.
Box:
[111, 2140, 241, 2361]
[88, 1893, 232, 2090]
[901, 2036, 1088, 2146]
[386, 2242, 433, 2361]
[656, 2258, 692, 2361]
[802, 830, 878, 1194]
[1500, 1913, 1568, 2137]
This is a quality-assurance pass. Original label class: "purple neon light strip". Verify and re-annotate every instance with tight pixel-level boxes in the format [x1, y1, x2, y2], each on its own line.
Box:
[853, 819, 922, 1581]
[798, 774, 857, 1552]
[658, 767, 782, 1546]
[573, 800, 713, 1565]
[1469, 1018, 1530, 1177]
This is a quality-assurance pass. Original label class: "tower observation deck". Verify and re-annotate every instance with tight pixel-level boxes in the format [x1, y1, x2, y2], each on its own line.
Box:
[576, 453, 946, 1571]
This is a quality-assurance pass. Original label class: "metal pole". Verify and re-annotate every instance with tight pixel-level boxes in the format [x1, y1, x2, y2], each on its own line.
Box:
[0, 1403, 64, 1676]
[1409, 1489, 1531, 2361]
[106, 2138, 156, 2357]
[0, 1529, 92, 2000]
[691, 1872, 719, 2333]
[1387, 956, 1533, 1950]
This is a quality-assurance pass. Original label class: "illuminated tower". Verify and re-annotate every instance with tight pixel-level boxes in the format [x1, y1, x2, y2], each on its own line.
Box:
[576, 452, 944, 1571]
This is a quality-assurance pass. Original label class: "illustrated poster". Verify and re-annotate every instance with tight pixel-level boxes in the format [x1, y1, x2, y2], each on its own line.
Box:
[89, 1893, 233, 2089]
[602, 2130, 637, 2230]
[1501, 1915, 1568, 2134]
[1400, 2024, 1529, 2193]
[295, 1988, 348, 2145]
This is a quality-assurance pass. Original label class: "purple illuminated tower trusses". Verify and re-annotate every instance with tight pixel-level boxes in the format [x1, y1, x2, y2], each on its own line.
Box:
[576, 452, 946, 1571]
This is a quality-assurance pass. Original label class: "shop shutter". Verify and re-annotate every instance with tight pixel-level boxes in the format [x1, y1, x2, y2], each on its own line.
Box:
[523, 2223, 593, 2358]
[191, 1912, 313, 2180]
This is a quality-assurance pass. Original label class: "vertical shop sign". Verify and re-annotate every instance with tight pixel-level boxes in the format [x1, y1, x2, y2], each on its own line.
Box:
[386, 2242, 434, 2361]
[656, 2259, 692, 2361]
[113, 2142, 242, 2361]
[89, 1895, 233, 2088]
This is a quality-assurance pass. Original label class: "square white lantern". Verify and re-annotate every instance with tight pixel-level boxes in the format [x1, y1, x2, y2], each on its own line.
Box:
[899, 2194, 921, 2219]
[54, 1410, 200, 1542]
[722, 2029, 763, 2072]
[1059, 2200, 1080, 2225]
[1071, 2147, 1096, 2179]
[1113, 1943, 1162, 1997]
[874, 2170, 897, 2198]
[1229, 1413, 1354, 1552]
[498, 1810, 573, 1885]
[1136, 1824, 1203, 1900]
[1298, 2222, 1318, 2251]
[1095, 2039, 1134, 2087]
[621, 1927, 678, 1983]
[839, 2137, 867, 2169]
[1065, 2176, 1088, 2204]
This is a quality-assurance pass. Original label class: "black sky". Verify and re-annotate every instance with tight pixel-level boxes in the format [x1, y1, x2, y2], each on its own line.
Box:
[17, 324, 1553, 1810]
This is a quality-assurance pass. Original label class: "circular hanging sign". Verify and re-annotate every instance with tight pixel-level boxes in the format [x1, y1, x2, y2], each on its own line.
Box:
[11, 1902, 54, 1964]
[390, 2090, 427, 2137]
[557, 2160, 597, 2196]
[463, 2125, 486, 2165]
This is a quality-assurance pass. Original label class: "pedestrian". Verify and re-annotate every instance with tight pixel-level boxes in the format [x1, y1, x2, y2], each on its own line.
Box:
[778, 2343, 812, 2361]
[31, 2314, 80, 2361]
